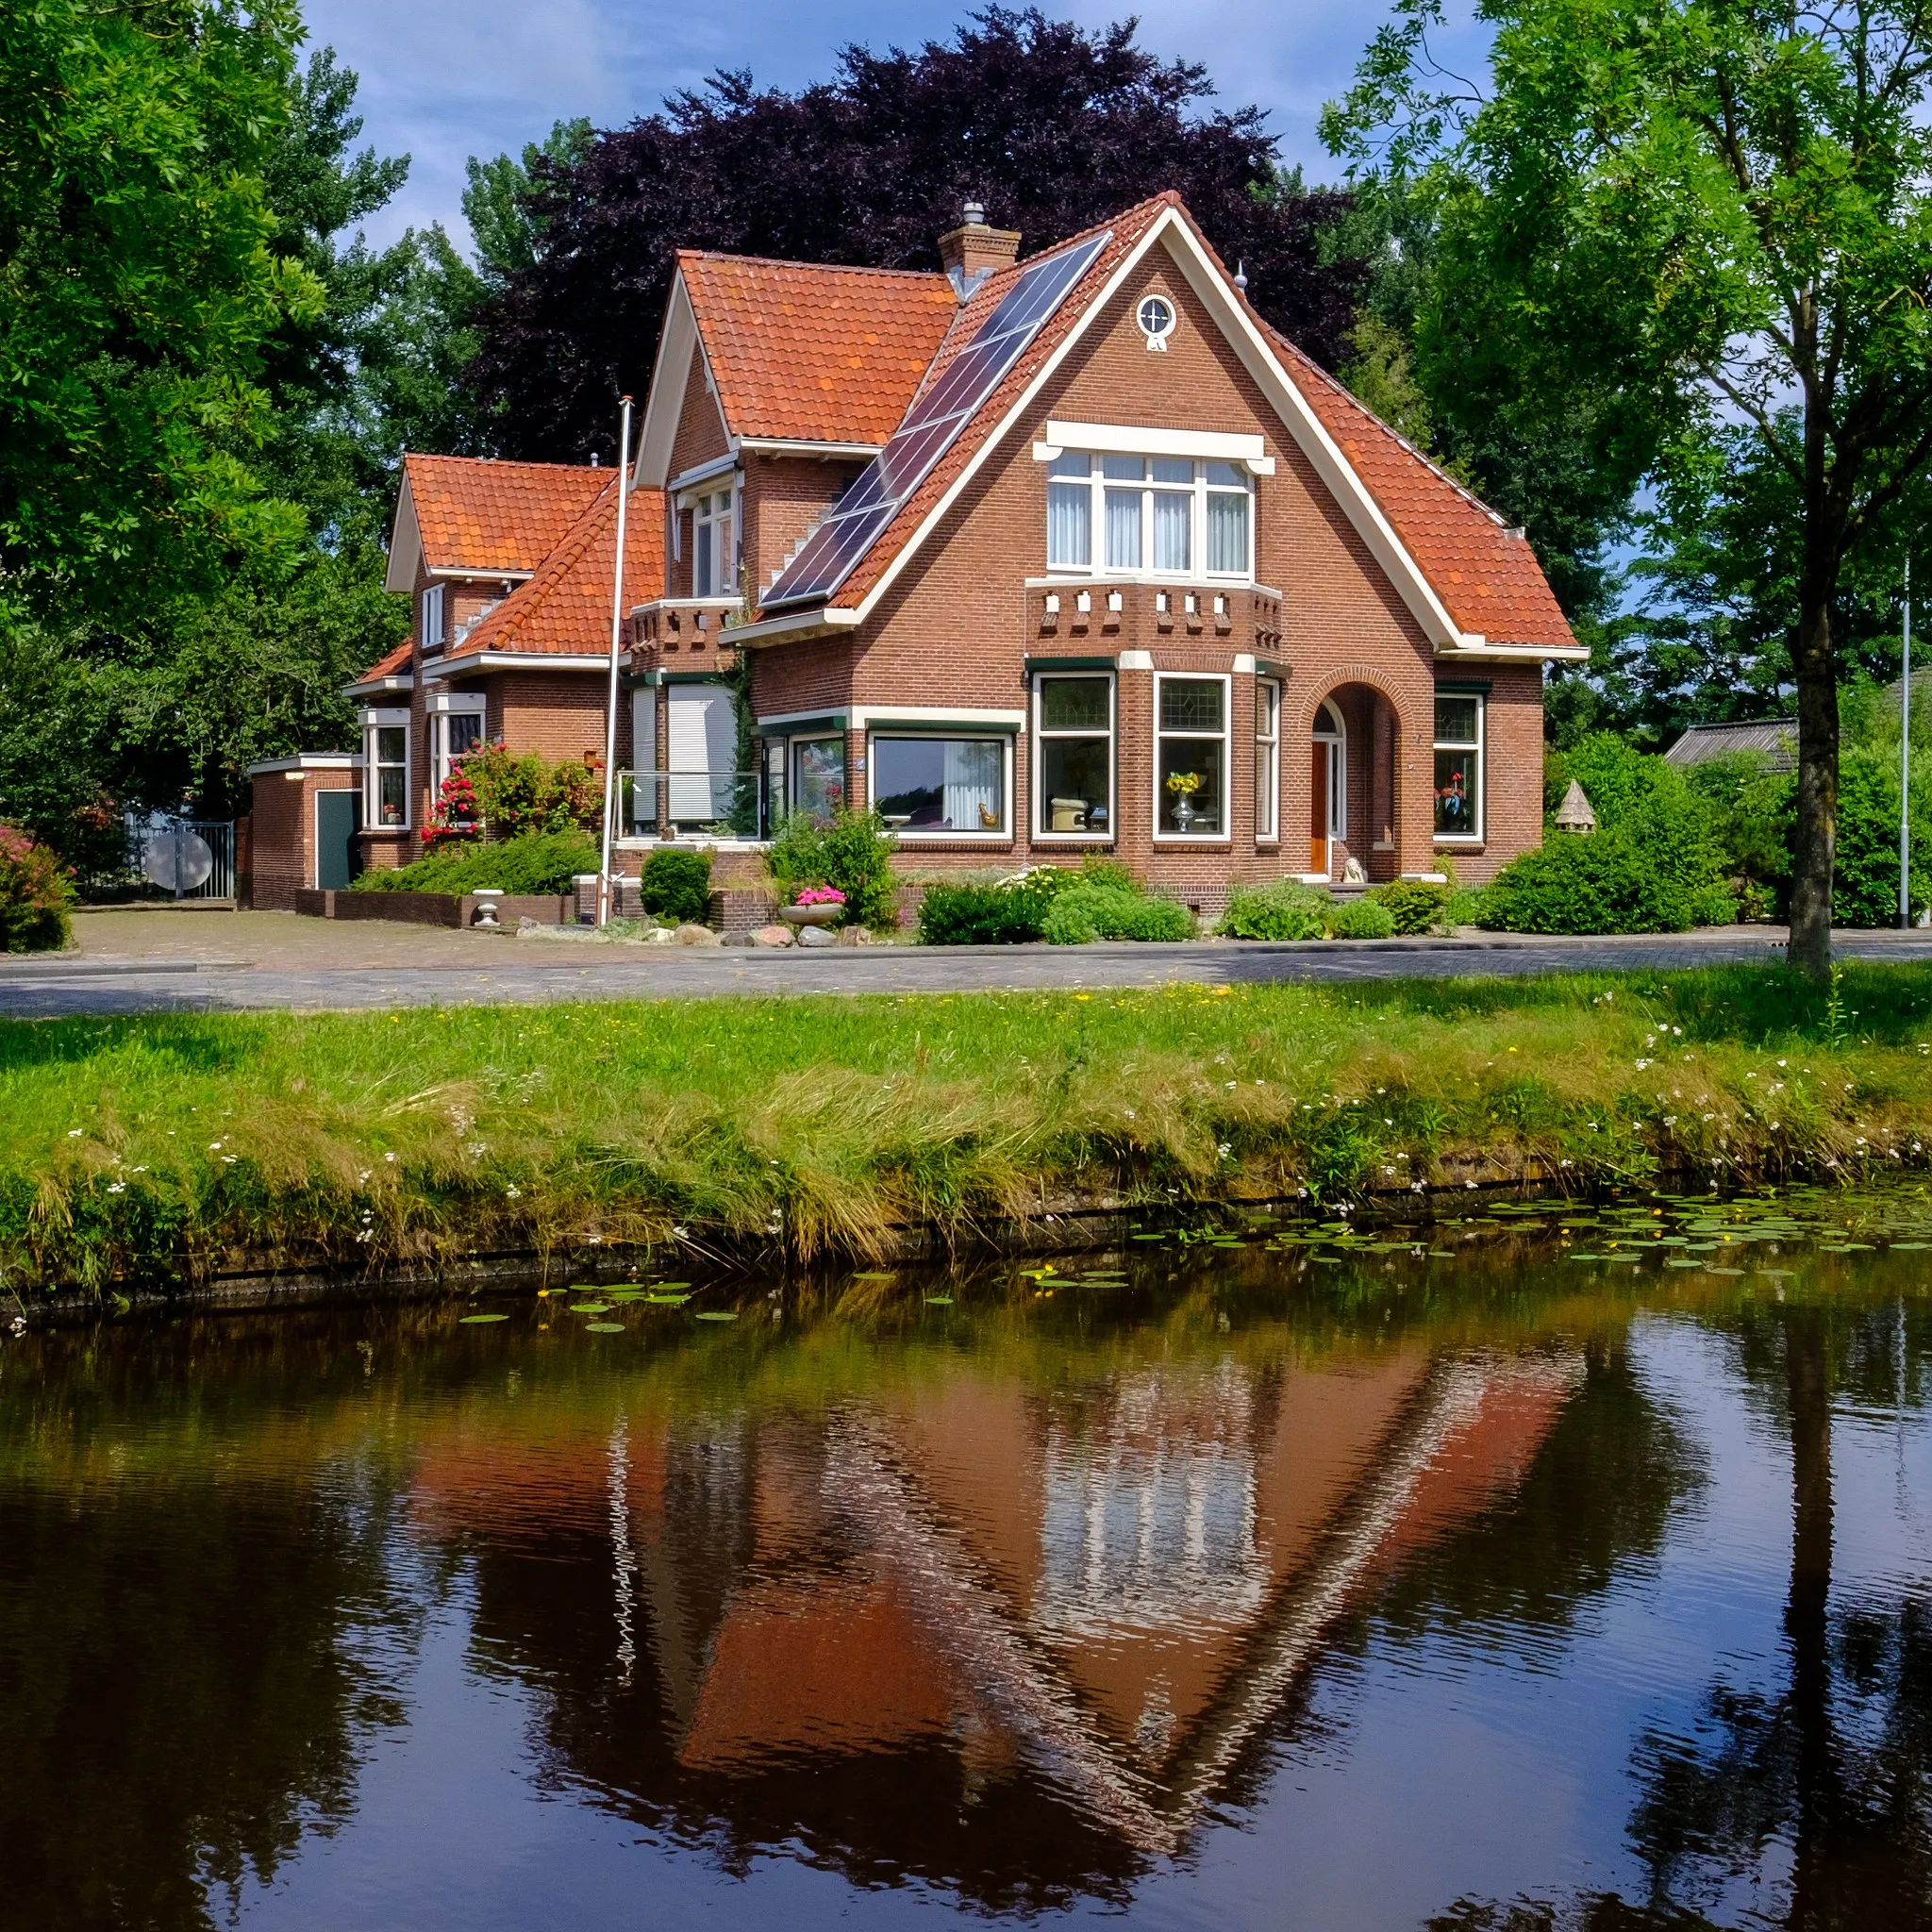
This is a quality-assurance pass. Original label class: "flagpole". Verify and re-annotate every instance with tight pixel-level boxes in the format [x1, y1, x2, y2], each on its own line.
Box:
[597, 394, 634, 928]
[1904, 554, 1913, 930]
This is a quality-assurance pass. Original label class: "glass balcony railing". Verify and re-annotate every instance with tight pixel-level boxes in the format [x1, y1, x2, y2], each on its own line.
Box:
[619, 769, 775, 841]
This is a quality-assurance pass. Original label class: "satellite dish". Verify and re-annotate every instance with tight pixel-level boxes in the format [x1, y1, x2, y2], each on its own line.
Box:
[144, 827, 213, 893]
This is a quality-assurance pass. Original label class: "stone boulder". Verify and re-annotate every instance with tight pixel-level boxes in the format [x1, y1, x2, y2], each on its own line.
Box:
[794, 924, 839, 948]
[674, 923, 723, 948]
[749, 924, 795, 948]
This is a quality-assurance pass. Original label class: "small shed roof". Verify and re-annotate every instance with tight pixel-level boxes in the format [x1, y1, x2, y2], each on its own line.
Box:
[1662, 721, 1797, 771]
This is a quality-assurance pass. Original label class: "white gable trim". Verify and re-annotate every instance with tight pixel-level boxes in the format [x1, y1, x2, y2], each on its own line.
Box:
[838, 209, 1472, 651]
[383, 469, 423, 592]
[637, 274, 737, 491]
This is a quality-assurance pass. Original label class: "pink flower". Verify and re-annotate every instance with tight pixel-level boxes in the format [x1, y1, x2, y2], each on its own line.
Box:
[794, 886, 846, 906]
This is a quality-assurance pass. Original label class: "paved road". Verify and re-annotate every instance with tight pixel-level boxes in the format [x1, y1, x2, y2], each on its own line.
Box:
[6, 927, 1932, 1018]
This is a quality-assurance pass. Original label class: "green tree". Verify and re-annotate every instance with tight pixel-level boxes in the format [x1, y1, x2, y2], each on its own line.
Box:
[464, 117, 594, 291]
[0, 0, 324, 622]
[1324, 0, 1932, 975]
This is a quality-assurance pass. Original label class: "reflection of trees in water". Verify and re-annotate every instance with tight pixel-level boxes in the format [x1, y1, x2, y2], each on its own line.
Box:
[1364, 1345, 1701, 1646]
[1429, 1302, 1932, 1931]
[0, 1458, 415, 1932]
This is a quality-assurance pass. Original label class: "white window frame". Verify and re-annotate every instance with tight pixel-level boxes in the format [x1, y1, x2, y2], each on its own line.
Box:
[1031, 673, 1116, 844]
[1314, 698, 1347, 846]
[426, 692, 488, 795]
[359, 708, 411, 832]
[1153, 672, 1232, 843]
[789, 734, 847, 824]
[1040, 451, 1253, 584]
[691, 485, 737, 598]
[1255, 677, 1281, 843]
[867, 732, 1013, 840]
[1434, 691, 1486, 843]
[420, 583, 445, 652]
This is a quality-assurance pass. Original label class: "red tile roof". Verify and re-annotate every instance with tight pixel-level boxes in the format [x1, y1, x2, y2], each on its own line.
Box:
[446, 474, 665, 662]
[1268, 335, 1576, 652]
[354, 636, 414, 684]
[828, 194, 1174, 608]
[676, 252, 958, 447]
[402, 454, 611, 575]
[771, 190, 1572, 653]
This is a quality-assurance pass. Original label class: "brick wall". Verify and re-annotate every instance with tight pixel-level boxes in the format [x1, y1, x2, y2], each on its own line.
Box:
[248, 769, 359, 910]
[742, 454, 864, 597]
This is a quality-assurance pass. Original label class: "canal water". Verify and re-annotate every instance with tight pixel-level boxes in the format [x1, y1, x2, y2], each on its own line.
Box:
[7, 1191, 1932, 1930]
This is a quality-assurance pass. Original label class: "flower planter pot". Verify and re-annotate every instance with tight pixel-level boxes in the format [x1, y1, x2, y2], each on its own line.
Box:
[780, 904, 843, 928]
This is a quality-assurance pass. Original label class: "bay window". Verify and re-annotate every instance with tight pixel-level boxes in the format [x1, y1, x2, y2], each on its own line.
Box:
[430, 703, 486, 794]
[872, 736, 1008, 836]
[1042, 453, 1252, 579]
[360, 710, 410, 830]
[1155, 675, 1229, 839]
[1033, 675, 1114, 840]
[1434, 693, 1484, 841]
[791, 737, 845, 824]
[1255, 677, 1281, 841]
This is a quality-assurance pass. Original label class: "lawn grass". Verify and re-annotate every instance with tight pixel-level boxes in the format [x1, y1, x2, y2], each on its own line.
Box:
[6, 960, 1932, 1294]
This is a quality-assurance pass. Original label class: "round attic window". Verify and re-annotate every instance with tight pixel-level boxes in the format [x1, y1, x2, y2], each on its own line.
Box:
[1137, 293, 1175, 349]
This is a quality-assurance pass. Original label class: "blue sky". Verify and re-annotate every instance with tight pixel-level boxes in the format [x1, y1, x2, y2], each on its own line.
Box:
[300, 0, 1449, 251]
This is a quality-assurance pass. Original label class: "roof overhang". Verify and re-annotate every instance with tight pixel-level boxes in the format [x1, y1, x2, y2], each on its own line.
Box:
[724, 607, 862, 647]
[340, 673, 414, 701]
[738, 437, 883, 460]
[823, 208, 1495, 653]
[638, 275, 729, 491]
[246, 753, 358, 775]
[384, 469, 422, 593]
[423, 651, 611, 680]
[1435, 641, 1591, 664]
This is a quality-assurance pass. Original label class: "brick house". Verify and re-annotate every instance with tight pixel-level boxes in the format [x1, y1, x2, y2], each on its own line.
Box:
[252, 190, 1578, 912]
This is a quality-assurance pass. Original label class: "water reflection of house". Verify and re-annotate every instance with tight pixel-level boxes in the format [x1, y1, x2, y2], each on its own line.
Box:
[409, 1344, 1581, 1876]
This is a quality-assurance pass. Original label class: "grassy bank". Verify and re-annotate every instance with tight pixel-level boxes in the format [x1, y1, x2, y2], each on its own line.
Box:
[6, 963, 1932, 1294]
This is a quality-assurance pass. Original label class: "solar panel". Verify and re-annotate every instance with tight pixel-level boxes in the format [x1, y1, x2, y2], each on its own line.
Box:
[762, 229, 1111, 608]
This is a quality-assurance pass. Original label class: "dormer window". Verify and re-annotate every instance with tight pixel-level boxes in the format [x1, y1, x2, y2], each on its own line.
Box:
[692, 488, 736, 597]
[421, 583, 445, 650]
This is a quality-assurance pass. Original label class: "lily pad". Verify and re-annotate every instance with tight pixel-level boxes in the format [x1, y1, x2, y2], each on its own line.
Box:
[645, 1292, 691, 1306]
[459, 1312, 508, 1324]
[694, 1310, 739, 1323]
[924, 1296, 954, 1306]
[584, 1322, 625, 1334]
[570, 1303, 611, 1314]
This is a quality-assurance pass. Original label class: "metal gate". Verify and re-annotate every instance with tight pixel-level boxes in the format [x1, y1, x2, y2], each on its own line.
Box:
[126, 817, 235, 901]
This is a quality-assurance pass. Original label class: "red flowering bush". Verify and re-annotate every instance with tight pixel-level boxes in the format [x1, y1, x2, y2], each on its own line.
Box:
[0, 824, 74, 952]
[422, 762, 483, 850]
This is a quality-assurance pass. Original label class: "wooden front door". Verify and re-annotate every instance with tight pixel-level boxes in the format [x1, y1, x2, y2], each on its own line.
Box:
[1310, 741, 1329, 874]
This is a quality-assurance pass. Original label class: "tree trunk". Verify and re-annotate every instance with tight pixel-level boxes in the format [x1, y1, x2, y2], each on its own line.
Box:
[1788, 580, 1840, 979]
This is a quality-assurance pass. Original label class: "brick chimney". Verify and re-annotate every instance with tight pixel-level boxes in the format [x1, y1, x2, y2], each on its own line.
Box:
[939, 201, 1020, 299]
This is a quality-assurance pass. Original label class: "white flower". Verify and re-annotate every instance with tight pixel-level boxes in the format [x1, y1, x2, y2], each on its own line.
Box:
[208, 1141, 222, 1151]
[384, 1151, 397, 1164]
[1465, 1179, 1478, 1190]
[1124, 1108, 1137, 1120]
[1217, 1143, 1233, 1159]
[221, 1156, 237, 1166]
[673, 1224, 690, 1238]
[505, 1185, 522, 1199]
[106, 1182, 125, 1194]
[66, 1129, 81, 1139]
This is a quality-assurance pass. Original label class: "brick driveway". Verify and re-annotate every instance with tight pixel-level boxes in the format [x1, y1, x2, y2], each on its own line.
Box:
[2, 908, 1929, 1018]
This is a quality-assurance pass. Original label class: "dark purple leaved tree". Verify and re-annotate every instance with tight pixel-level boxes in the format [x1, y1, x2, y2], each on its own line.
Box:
[468, 8, 1363, 458]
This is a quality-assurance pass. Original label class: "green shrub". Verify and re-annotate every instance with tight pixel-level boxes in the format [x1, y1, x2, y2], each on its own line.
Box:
[639, 848, 713, 924]
[1329, 895, 1397, 939]
[1483, 832, 1693, 934]
[1042, 886, 1192, 944]
[1218, 880, 1329, 941]
[766, 809, 898, 927]
[1549, 733, 1728, 908]
[350, 830, 598, 896]
[1367, 878, 1448, 934]
[436, 743, 603, 841]
[1441, 886, 1491, 927]
[0, 824, 73, 951]
[918, 874, 1060, 944]
[1690, 879, 1740, 927]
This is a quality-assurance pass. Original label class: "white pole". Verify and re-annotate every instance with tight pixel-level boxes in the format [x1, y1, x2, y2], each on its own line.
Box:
[1904, 554, 1913, 929]
[597, 394, 634, 928]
